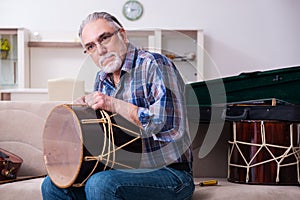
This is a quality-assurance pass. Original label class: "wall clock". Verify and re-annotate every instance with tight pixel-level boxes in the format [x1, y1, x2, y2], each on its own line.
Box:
[122, 0, 144, 21]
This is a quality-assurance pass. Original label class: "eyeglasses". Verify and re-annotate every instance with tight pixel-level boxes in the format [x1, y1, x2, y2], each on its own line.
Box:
[83, 29, 120, 54]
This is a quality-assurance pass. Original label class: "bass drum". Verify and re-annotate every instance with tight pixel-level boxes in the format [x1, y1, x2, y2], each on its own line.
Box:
[43, 104, 142, 188]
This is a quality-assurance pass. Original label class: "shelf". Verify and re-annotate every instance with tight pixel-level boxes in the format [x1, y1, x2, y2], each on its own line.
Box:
[27, 29, 204, 89]
[0, 88, 48, 101]
[0, 29, 18, 35]
[0, 58, 18, 61]
[28, 41, 82, 48]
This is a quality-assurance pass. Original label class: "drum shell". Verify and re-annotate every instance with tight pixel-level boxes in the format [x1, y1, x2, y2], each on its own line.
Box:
[68, 105, 108, 186]
[228, 120, 300, 185]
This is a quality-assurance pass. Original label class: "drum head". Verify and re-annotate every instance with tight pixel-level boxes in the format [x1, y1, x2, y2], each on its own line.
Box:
[43, 105, 82, 188]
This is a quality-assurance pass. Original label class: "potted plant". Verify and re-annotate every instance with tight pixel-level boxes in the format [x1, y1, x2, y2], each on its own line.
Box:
[0, 38, 11, 59]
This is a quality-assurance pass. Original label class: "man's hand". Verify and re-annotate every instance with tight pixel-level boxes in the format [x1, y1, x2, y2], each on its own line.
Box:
[76, 91, 142, 127]
[74, 95, 87, 104]
[84, 92, 114, 112]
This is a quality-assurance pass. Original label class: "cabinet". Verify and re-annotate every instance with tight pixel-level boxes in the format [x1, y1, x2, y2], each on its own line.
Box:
[0, 28, 29, 89]
[127, 29, 204, 83]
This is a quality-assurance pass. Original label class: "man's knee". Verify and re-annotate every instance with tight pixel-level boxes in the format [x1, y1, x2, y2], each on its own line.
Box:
[85, 171, 120, 198]
[41, 176, 51, 194]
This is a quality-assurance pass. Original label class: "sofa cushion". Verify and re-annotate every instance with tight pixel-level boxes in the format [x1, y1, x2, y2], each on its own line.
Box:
[0, 101, 64, 176]
[0, 177, 44, 200]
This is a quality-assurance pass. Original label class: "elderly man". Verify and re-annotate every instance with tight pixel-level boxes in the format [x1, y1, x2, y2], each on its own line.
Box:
[41, 11, 194, 200]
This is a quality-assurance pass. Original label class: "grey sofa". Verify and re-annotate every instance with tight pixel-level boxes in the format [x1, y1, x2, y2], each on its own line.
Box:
[0, 101, 299, 200]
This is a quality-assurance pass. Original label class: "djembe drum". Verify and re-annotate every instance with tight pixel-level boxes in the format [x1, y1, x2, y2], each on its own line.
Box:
[43, 104, 142, 188]
[228, 120, 300, 185]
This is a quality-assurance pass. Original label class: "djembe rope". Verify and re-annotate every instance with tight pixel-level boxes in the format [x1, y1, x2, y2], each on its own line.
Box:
[228, 121, 300, 184]
[72, 110, 141, 187]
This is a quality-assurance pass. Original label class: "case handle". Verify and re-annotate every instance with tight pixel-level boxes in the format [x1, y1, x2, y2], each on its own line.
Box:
[221, 108, 249, 121]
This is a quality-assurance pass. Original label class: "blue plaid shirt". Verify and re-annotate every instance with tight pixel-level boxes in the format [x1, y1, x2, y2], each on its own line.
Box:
[94, 43, 192, 168]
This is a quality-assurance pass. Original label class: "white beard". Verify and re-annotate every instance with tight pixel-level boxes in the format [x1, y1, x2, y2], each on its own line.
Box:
[98, 52, 122, 74]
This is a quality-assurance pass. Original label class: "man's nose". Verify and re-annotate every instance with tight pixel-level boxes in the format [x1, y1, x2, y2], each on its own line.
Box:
[95, 43, 107, 55]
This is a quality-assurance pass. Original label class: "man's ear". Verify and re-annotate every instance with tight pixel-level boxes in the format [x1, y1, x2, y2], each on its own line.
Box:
[119, 28, 129, 43]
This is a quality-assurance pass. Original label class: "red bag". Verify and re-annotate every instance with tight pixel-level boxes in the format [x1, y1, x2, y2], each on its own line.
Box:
[0, 148, 23, 181]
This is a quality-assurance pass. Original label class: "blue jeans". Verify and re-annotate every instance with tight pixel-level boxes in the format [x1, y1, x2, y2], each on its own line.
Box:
[41, 167, 195, 200]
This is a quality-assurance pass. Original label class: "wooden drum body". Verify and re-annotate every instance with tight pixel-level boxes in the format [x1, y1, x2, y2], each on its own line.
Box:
[43, 104, 142, 188]
[228, 120, 300, 185]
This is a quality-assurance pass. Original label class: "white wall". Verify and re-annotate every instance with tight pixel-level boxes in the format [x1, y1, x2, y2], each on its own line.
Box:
[1, 0, 299, 83]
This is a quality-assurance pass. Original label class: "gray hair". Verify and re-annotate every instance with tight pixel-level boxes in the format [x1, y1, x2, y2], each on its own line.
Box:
[78, 12, 123, 39]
